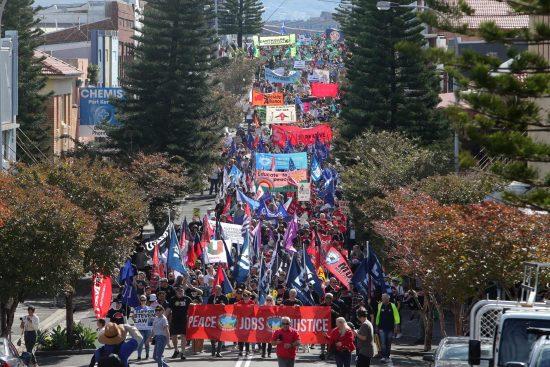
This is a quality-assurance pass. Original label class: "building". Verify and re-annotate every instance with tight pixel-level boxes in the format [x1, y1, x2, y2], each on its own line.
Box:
[36, 50, 82, 156]
[0, 32, 18, 170]
[39, 0, 135, 82]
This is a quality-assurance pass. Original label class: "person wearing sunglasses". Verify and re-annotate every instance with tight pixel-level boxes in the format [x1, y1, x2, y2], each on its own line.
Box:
[272, 316, 301, 367]
[260, 296, 275, 358]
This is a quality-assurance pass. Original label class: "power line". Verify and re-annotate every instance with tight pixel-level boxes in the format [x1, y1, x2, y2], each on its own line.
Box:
[264, 0, 290, 23]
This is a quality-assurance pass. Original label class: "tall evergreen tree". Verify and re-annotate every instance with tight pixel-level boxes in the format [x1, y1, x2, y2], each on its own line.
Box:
[219, 0, 263, 48]
[337, 0, 446, 144]
[2, 0, 51, 160]
[424, 0, 550, 208]
[109, 0, 223, 177]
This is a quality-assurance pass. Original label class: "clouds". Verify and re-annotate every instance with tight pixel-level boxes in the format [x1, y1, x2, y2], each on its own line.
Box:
[262, 0, 337, 20]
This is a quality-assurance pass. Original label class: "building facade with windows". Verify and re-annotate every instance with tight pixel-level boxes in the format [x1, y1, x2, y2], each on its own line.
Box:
[0, 32, 18, 170]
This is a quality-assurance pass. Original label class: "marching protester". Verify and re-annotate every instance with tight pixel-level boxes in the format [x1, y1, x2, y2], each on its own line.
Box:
[149, 306, 171, 367]
[92, 322, 142, 367]
[272, 316, 301, 367]
[327, 317, 356, 367]
[375, 293, 401, 363]
[166, 286, 194, 360]
[133, 295, 154, 360]
[354, 309, 376, 367]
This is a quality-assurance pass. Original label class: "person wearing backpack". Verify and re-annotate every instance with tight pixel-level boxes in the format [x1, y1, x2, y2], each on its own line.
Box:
[91, 322, 142, 367]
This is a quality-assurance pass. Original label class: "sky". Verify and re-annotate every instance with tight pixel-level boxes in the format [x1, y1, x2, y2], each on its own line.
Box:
[33, 0, 338, 21]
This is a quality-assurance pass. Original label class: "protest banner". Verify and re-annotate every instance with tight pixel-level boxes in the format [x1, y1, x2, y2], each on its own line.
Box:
[252, 91, 284, 106]
[323, 247, 353, 290]
[255, 170, 308, 192]
[265, 68, 301, 85]
[294, 60, 306, 70]
[271, 124, 333, 148]
[209, 220, 244, 245]
[133, 307, 155, 330]
[253, 34, 296, 47]
[266, 105, 296, 124]
[92, 274, 112, 319]
[326, 28, 343, 43]
[204, 240, 228, 264]
[255, 152, 308, 170]
[311, 83, 339, 98]
[307, 69, 330, 83]
[144, 224, 170, 251]
[186, 305, 330, 343]
[298, 182, 311, 202]
[298, 34, 313, 45]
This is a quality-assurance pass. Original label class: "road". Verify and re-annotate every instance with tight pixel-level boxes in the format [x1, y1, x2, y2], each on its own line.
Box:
[38, 346, 427, 366]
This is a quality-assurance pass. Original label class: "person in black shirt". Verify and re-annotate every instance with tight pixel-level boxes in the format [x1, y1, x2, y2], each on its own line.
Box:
[208, 285, 228, 357]
[167, 287, 193, 360]
[157, 278, 175, 300]
[156, 291, 170, 310]
[106, 298, 127, 325]
[282, 289, 303, 306]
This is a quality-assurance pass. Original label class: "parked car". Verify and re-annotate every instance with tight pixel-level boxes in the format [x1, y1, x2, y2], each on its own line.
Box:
[0, 337, 23, 366]
[505, 327, 550, 367]
[424, 337, 492, 367]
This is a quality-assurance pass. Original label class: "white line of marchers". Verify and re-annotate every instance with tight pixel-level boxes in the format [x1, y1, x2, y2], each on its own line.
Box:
[235, 355, 253, 367]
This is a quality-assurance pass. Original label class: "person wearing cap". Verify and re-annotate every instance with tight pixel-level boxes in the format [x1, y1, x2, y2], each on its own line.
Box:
[148, 306, 170, 367]
[106, 297, 127, 325]
[235, 290, 255, 356]
[92, 322, 143, 367]
[157, 278, 175, 299]
[208, 285, 228, 358]
[148, 294, 159, 308]
[133, 295, 154, 360]
[272, 316, 300, 367]
[166, 286, 194, 360]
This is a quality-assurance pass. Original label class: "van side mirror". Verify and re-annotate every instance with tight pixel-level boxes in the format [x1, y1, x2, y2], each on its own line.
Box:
[505, 363, 528, 367]
[423, 353, 435, 362]
[468, 339, 481, 365]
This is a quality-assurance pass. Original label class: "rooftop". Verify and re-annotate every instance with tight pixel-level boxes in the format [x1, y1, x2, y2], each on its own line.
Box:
[450, 0, 530, 29]
[35, 50, 82, 76]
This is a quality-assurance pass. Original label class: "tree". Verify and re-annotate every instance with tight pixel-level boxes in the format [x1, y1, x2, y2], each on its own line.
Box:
[125, 153, 189, 231]
[17, 159, 147, 343]
[375, 189, 550, 348]
[340, 131, 451, 233]
[425, 0, 550, 208]
[0, 174, 95, 337]
[2, 0, 51, 159]
[336, 0, 447, 144]
[108, 0, 223, 179]
[87, 64, 99, 86]
[219, 0, 263, 48]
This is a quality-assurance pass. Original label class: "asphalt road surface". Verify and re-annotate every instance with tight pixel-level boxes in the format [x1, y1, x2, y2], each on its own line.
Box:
[38, 346, 427, 367]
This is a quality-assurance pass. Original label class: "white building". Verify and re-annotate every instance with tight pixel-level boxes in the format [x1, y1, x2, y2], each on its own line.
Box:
[0, 32, 18, 170]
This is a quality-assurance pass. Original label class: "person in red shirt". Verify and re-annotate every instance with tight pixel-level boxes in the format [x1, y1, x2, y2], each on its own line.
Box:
[236, 290, 255, 356]
[272, 316, 301, 367]
[327, 317, 356, 367]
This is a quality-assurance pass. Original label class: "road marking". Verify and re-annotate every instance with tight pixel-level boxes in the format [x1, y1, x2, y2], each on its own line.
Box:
[234, 355, 253, 367]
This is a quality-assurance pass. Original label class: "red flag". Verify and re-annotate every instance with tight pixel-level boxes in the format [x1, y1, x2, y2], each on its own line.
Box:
[201, 215, 214, 249]
[152, 244, 161, 277]
[222, 195, 232, 216]
[187, 243, 197, 268]
[311, 83, 339, 98]
[213, 265, 224, 287]
[322, 247, 353, 290]
[92, 274, 112, 319]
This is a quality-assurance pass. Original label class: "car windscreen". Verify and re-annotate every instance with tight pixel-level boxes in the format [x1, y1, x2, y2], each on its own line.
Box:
[440, 345, 469, 360]
[498, 318, 550, 366]
[535, 345, 550, 367]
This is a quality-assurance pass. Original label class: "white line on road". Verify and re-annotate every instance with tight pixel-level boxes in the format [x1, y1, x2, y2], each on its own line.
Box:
[235, 355, 253, 367]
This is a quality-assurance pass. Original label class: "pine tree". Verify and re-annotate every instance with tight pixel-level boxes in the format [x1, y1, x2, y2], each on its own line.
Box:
[337, 0, 446, 144]
[219, 0, 263, 48]
[109, 0, 223, 178]
[2, 0, 51, 160]
[424, 0, 550, 208]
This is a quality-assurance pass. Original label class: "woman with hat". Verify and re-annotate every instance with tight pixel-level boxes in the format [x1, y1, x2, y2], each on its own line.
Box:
[93, 322, 142, 367]
[148, 306, 171, 367]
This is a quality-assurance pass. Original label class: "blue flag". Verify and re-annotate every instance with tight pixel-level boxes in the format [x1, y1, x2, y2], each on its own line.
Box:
[288, 157, 296, 171]
[352, 245, 391, 296]
[120, 260, 139, 307]
[286, 255, 314, 305]
[167, 224, 188, 276]
[258, 255, 269, 305]
[220, 267, 234, 295]
[303, 246, 324, 297]
[257, 137, 266, 153]
[311, 155, 322, 182]
[284, 139, 294, 154]
[234, 232, 251, 284]
[229, 165, 242, 184]
[237, 188, 260, 210]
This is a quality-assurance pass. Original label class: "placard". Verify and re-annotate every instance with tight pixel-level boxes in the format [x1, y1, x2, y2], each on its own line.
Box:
[298, 182, 311, 202]
[266, 105, 296, 124]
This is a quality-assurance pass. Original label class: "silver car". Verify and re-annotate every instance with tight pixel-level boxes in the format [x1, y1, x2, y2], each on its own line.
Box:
[0, 337, 23, 367]
[424, 337, 492, 367]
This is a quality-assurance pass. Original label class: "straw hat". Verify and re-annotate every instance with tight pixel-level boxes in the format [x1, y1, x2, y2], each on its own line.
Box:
[98, 322, 126, 345]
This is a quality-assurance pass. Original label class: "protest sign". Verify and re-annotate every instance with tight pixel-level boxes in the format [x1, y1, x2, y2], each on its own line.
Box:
[298, 182, 311, 202]
[307, 69, 330, 83]
[186, 305, 330, 343]
[323, 247, 353, 290]
[266, 105, 296, 124]
[204, 240, 228, 264]
[265, 68, 301, 85]
[311, 83, 339, 98]
[294, 60, 306, 69]
[271, 124, 333, 148]
[326, 28, 343, 43]
[253, 34, 296, 47]
[252, 91, 284, 106]
[133, 308, 155, 330]
[209, 220, 244, 245]
[255, 170, 308, 192]
[255, 152, 308, 170]
[92, 274, 112, 319]
[298, 34, 313, 45]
